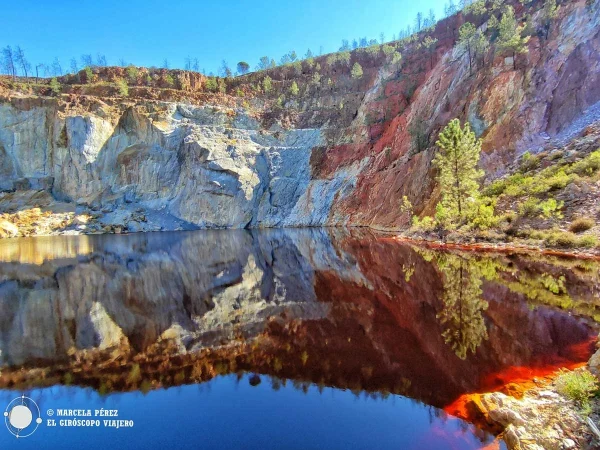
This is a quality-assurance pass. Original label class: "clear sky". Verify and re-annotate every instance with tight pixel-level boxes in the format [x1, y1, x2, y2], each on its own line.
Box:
[0, 0, 447, 75]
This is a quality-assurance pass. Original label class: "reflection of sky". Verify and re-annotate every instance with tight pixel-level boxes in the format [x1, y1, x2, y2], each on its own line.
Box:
[0, 375, 503, 450]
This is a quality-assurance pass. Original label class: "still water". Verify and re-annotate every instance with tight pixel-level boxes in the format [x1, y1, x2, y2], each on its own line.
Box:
[1, 228, 599, 449]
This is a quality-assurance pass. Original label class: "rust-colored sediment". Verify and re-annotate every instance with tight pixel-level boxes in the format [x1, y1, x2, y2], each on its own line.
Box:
[443, 336, 597, 423]
[392, 236, 600, 261]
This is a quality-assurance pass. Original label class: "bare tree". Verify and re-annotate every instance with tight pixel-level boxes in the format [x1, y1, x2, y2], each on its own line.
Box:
[219, 60, 232, 78]
[14, 46, 30, 79]
[81, 54, 93, 67]
[162, 59, 169, 69]
[35, 63, 45, 83]
[70, 58, 79, 74]
[184, 56, 191, 71]
[51, 57, 62, 76]
[192, 58, 200, 72]
[380, 32, 386, 44]
[2, 46, 16, 80]
[96, 54, 107, 66]
[118, 58, 127, 67]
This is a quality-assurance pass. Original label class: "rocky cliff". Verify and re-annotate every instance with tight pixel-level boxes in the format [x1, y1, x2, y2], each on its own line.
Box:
[0, 0, 599, 233]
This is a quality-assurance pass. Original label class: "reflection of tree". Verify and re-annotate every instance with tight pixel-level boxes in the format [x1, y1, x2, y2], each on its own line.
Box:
[435, 254, 489, 360]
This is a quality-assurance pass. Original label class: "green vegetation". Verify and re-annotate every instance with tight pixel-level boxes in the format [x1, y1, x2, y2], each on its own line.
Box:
[204, 77, 218, 92]
[49, 77, 61, 95]
[351, 62, 363, 79]
[126, 65, 138, 83]
[459, 22, 489, 74]
[289, 81, 299, 96]
[496, 6, 530, 70]
[262, 76, 272, 93]
[555, 369, 598, 414]
[116, 78, 129, 97]
[236, 61, 250, 75]
[569, 218, 595, 234]
[84, 66, 94, 83]
[433, 119, 484, 228]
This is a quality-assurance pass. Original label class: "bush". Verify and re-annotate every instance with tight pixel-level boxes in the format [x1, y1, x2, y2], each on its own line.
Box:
[555, 369, 598, 411]
[569, 150, 600, 176]
[126, 65, 139, 83]
[50, 78, 61, 95]
[351, 62, 363, 79]
[116, 78, 129, 97]
[412, 215, 436, 232]
[518, 198, 539, 217]
[262, 76, 272, 93]
[289, 81, 299, 96]
[164, 73, 174, 87]
[539, 198, 563, 219]
[471, 201, 499, 230]
[579, 235, 598, 249]
[204, 77, 218, 92]
[545, 231, 596, 249]
[545, 231, 578, 248]
[84, 66, 94, 84]
[569, 217, 594, 233]
[520, 151, 540, 173]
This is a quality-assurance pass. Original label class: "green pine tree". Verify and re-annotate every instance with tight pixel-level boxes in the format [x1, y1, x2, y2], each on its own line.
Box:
[49, 77, 61, 95]
[433, 119, 484, 228]
[289, 81, 299, 96]
[262, 76, 272, 93]
[350, 62, 363, 79]
[496, 6, 530, 70]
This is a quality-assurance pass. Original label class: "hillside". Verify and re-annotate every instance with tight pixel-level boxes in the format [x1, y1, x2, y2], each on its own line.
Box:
[0, 0, 599, 251]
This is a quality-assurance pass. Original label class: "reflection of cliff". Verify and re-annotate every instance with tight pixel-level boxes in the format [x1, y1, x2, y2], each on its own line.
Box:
[0, 230, 597, 411]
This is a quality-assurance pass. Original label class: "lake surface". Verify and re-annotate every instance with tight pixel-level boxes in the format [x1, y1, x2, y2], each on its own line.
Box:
[1, 228, 599, 449]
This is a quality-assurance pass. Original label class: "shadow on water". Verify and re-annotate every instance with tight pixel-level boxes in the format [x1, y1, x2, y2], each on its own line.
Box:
[0, 228, 599, 449]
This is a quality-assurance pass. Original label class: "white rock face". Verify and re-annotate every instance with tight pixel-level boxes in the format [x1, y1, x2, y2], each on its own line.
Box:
[0, 102, 359, 229]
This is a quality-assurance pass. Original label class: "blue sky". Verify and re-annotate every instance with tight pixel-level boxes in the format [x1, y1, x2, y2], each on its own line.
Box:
[1, 0, 447, 75]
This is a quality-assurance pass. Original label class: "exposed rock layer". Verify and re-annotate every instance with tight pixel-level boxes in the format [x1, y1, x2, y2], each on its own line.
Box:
[1, 1, 599, 231]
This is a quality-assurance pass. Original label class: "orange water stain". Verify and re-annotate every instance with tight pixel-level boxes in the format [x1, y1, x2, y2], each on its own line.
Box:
[443, 336, 597, 422]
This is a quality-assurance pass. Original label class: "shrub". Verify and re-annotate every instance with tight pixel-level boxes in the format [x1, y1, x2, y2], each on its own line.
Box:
[84, 66, 94, 83]
[164, 73, 174, 87]
[116, 78, 129, 97]
[520, 151, 540, 173]
[351, 62, 364, 79]
[569, 217, 594, 233]
[569, 150, 600, 176]
[555, 369, 598, 411]
[262, 76, 272, 93]
[471, 202, 499, 230]
[50, 78, 61, 95]
[579, 235, 598, 249]
[538, 198, 563, 219]
[289, 81, 299, 96]
[545, 231, 578, 248]
[518, 198, 539, 217]
[412, 215, 436, 232]
[126, 65, 139, 83]
[204, 77, 218, 92]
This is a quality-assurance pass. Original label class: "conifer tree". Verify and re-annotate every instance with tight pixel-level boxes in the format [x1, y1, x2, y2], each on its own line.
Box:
[433, 119, 484, 227]
[422, 36, 438, 69]
[289, 81, 299, 96]
[496, 6, 530, 70]
[351, 62, 363, 79]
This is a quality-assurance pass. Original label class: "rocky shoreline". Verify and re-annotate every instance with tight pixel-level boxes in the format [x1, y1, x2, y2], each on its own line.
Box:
[464, 347, 600, 450]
